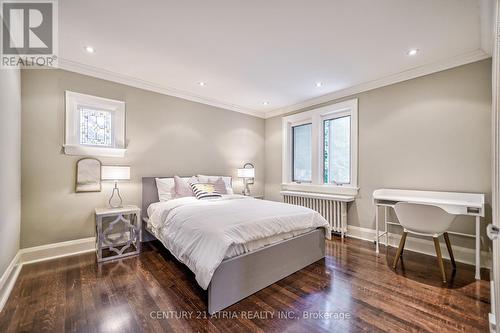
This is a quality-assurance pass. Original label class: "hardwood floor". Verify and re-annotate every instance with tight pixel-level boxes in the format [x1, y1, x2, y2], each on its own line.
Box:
[0, 237, 491, 333]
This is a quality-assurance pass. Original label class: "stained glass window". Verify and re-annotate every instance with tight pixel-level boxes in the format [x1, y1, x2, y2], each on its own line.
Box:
[79, 107, 112, 146]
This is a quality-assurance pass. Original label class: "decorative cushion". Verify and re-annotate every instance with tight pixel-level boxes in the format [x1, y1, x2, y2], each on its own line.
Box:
[212, 177, 227, 194]
[174, 175, 197, 198]
[156, 176, 198, 201]
[197, 175, 233, 194]
[190, 183, 222, 200]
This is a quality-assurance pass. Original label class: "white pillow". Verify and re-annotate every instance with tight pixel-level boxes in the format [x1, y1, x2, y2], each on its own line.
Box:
[156, 176, 198, 201]
[197, 175, 234, 194]
[155, 177, 175, 201]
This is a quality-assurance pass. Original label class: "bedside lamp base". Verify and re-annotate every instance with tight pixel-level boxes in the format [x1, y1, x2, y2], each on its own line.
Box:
[242, 179, 251, 196]
[109, 181, 123, 208]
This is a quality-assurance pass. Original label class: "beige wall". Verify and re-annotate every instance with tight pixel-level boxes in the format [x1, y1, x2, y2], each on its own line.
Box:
[21, 69, 265, 248]
[0, 69, 21, 276]
[20, 60, 492, 249]
[265, 59, 492, 249]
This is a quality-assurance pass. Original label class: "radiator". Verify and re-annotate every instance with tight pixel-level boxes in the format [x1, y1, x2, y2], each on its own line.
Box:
[281, 191, 348, 237]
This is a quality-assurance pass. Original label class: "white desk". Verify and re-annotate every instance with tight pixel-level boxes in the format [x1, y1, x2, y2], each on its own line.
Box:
[373, 189, 485, 280]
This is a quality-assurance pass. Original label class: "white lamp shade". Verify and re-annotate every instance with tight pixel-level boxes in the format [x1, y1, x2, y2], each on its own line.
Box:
[101, 166, 130, 181]
[237, 168, 255, 178]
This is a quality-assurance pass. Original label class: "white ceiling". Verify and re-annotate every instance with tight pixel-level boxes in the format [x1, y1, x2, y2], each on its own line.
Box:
[58, 0, 491, 118]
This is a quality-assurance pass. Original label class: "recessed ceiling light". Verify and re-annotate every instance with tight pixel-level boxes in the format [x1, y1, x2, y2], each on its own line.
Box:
[84, 46, 95, 53]
[198, 81, 206, 86]
[407, 48, 419, 56]
[262, 101, 269, 106]
[316, 82, 323, 87]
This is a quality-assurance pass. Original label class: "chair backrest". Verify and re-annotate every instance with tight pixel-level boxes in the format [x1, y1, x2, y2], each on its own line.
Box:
[394, 202, 455, 236]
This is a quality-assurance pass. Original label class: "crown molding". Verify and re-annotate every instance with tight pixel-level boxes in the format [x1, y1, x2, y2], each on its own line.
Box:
[57, 58, 266, 119]
[57, 49, 490, 121]
[265, 49, 491, 119]
[480, 0, 495, 55]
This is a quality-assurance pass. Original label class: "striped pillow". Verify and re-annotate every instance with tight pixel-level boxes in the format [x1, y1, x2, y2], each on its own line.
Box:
[190, 183, 222, 200]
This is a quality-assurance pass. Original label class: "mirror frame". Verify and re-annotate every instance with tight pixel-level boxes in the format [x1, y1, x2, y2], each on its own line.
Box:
[75, 157, 102, 193]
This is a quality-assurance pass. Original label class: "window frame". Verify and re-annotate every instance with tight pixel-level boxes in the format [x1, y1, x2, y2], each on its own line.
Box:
[291, 122, 313, 183]
[64, 91, 126, 157]
[282, 98, 358, 196]
[322, 111, 351, 186]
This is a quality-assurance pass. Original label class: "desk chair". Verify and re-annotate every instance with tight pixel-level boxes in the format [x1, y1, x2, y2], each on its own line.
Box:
[392, 202, 456, 283]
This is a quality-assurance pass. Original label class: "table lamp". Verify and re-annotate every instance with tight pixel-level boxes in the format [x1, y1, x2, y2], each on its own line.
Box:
[101, 165, 130, 208]
[237, 163, 255, 196]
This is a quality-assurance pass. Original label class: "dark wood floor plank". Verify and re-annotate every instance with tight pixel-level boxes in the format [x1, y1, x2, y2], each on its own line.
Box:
[0, 236, 491, 333]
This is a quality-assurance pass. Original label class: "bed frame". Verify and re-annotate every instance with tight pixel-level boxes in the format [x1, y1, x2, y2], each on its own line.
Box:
[142, 177, 326, 314]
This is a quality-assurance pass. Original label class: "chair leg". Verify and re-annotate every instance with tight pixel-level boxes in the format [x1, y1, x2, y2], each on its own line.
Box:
[392, 232, 407, 269]
[433, 237, 447, 283]
[443, 232, 456, 268]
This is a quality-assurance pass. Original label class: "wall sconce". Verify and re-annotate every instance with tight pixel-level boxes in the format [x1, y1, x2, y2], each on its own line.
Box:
[237, 163, 255, 196]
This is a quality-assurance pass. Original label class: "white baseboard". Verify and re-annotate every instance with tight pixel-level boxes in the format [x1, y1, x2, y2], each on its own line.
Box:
[0, 252, 22, 312]
[19, 237, 95, 265]
[347, 225, 492, 268]
[0, 237, 96, 312]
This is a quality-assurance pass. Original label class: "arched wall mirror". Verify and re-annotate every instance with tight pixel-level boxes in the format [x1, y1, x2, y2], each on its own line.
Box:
[75, 158, 102, 192]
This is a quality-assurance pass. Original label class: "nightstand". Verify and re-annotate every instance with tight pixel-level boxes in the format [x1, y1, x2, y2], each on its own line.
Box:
[95, 205, 141, 262]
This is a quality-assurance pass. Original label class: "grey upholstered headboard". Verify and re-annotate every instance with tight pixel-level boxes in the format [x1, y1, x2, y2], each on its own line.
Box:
[142, 175, 234, 218]
[142, 177, 159, 218]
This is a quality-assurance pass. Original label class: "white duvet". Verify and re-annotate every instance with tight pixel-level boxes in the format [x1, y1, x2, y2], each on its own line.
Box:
[148, 195, 331, 290]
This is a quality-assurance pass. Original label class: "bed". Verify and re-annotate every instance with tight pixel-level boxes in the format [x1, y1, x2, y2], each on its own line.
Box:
[142, 177, 330, 314]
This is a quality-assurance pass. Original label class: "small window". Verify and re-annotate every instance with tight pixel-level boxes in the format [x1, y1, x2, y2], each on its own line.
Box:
[292, 123, 312, 183]
[323, 116, 351, 184]
[79, 107, 113, 147]
[64, 91, 126, 157]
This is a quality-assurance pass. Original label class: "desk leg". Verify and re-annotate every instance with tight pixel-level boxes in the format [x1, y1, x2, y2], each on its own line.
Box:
[384, 206, 388, 247]
[375, 205, 379, 254]
[475, 216, 481, 280]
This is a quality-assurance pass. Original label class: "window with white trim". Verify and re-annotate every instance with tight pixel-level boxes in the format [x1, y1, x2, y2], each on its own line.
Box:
[282, 98, 358, 195]
[64, 91, 126, 157]
[292, 123, 312, 183]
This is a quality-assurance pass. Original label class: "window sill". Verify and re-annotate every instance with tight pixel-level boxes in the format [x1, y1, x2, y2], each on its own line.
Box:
[280, 190, 355, 202]
[63, 145, 127, 157]
[281, 183, 359, 197]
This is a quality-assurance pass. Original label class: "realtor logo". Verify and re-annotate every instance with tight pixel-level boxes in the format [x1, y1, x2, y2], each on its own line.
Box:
[1, 0, 58, 68]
